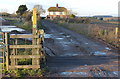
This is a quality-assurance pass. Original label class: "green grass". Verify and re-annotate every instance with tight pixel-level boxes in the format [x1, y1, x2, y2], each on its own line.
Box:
[3, 68, 44, 77]
[13, 21, 32, 32]
[17, 59, 32, 65]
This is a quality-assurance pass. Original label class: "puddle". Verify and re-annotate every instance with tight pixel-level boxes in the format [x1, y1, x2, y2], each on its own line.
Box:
[59, 41, 78, 50]
[59, 41, 71, 47]
[2, 28, 24, 32]
[56, 38, 64, 40]
[61, 41, 71, 45]
[0, 38, 3, 40]
[105, 47, 111, 50]
[60, 41, 77, 45]
[61, 53, 79, 56]
[80, 67, 88, 70]
[0, 26, 16, 28]
[66, 36, 70, 38]
[85, 43, 89, 44]
[92, 51, 107, 55]
[0, 26, 25, 32]
[84, 64, 88, 66]
[60, 72, 87, 75]
[59, 33, 64, 35]
[44, 34, 52, 38]
[0, 45, 4, 48]
[112, 71, 118, 75]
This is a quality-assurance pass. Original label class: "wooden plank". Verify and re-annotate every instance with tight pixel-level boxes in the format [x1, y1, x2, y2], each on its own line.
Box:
[10, 35, 39, 38]
[0, 32, 4, 34]
[10, 55, 41, 59]
[10, 45, 41, 48]
[0, 56, 3, 58]
[0, 42, 4, 44]
[9, 65, 40, 69]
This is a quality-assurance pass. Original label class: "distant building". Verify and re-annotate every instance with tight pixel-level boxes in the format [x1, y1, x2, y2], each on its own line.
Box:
[93, 15, 113, 21]
[47, 4, 68, 19]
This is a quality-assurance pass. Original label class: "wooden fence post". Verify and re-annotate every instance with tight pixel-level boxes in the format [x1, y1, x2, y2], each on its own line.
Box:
[5, 33, 9, 70]
[115, 27, 119, 48]
[118, 27, 120, 50]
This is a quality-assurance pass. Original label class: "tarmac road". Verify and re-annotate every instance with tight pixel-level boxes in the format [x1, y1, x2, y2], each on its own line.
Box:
[41, 20, 119, 77]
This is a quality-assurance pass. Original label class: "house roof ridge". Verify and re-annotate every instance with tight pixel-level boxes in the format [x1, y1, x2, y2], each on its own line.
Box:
[48, 7, 67, 12]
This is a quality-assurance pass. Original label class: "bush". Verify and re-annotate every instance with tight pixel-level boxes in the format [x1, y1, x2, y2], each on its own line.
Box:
[69, 14, 76, 18]
[23, 21, 32, 30]
[53, 18, 91, 24]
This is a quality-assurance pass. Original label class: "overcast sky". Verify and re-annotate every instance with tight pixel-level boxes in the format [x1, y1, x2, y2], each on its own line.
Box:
[0, 0, 119, 16]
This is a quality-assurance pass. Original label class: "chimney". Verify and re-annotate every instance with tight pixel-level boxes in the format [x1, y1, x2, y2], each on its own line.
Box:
[56, 4, 58, 8]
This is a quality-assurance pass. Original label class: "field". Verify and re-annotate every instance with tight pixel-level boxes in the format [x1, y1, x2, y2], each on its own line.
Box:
[52, 18, 119, 49]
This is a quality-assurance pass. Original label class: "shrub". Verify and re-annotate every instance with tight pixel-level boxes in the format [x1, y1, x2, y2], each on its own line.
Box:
[53, 18, 91, 24]
[69, 14, 76, 18]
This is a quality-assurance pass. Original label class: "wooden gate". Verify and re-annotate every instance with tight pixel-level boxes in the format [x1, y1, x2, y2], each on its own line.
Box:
[4, 30, 44, 70]
[0, 8, 44, 70]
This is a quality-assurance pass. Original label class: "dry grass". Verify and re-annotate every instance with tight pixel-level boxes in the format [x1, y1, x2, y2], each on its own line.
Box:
[53, 19, 119, 48]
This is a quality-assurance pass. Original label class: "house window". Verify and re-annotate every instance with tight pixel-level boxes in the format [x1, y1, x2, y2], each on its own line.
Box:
[60, 12, 63, 15]
[53, 12, 56, 15]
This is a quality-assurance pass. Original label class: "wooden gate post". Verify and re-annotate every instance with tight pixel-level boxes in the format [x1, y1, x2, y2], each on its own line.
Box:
[32, 8, 38, 65]
[5, 32, 9, 70]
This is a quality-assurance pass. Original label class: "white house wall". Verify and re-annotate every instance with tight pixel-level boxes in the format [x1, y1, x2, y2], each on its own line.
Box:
[48, 12, 66, 15]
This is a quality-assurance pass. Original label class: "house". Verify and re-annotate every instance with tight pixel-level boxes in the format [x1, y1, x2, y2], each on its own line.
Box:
[47, 4, 68, 19]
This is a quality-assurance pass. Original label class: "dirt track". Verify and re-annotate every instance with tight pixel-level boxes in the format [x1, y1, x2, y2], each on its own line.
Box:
[41, 20, 119, 77]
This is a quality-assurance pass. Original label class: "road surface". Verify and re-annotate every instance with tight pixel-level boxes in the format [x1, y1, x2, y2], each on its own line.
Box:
[41, 20, 119, 77]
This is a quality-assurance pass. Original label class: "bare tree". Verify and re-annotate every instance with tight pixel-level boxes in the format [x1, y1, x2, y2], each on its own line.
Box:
[34, 4, 45, 19]
[67, 9, 77, 15]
